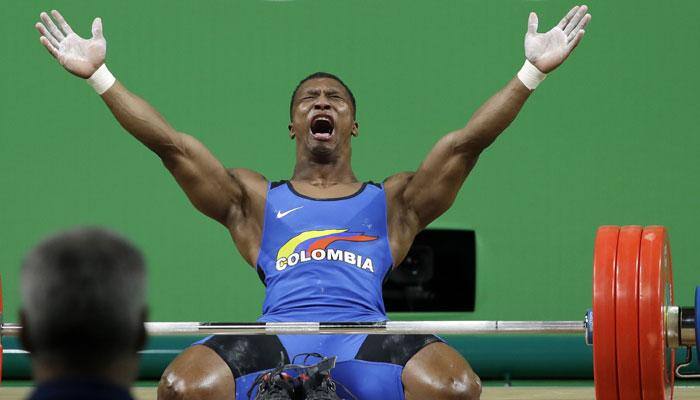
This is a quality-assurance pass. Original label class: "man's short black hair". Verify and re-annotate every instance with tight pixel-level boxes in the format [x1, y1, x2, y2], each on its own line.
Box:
[20, 227, 147, 370]
[290, 72, 356, 120]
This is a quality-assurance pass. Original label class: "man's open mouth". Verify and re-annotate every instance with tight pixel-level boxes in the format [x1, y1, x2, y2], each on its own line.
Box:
[310, 115, 335, 141]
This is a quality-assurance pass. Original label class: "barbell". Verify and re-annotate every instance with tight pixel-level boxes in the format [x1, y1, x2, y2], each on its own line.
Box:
[0, 225, 698, 400]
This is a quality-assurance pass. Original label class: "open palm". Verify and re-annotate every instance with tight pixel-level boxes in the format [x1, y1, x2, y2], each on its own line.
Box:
[36, 10, 106, 79]
[525, 5, 591, 73]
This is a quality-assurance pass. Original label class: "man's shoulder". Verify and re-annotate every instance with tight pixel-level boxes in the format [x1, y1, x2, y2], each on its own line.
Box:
[29, 379, 134, 400]
[382, 171, 415, 197]
[226, 168, 268, 193]
[226, 167, 266, 180]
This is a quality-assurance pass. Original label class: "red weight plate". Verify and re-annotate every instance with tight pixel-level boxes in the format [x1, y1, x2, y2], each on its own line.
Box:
[615, 226, 643, 400]
[593, 226, 620, 400]
[639, 226, 674, 400]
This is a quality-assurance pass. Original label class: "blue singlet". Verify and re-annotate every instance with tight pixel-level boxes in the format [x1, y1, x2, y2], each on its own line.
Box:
[197, 180, 441, 399]
[257, 180, 393, 323]
[255, 180, 393, 361]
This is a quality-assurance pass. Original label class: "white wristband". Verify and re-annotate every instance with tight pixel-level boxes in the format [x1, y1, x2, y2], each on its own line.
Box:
[87, 64, 116, 95]
[517, 60, 546, 90]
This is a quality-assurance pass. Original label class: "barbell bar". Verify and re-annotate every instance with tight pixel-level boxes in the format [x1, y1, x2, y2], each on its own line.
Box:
[0, 320, 586, 337]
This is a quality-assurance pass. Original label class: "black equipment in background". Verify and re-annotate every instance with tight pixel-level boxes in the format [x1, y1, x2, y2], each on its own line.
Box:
[382, 229, 476, 312]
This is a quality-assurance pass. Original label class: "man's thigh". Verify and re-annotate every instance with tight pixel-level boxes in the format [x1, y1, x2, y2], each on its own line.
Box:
[340, 334, 443, 400]
[167, 334, 458, 399]
[198, 335, 290, 399]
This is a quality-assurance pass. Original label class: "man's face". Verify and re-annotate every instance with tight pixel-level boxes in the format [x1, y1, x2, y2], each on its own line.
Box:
[289, 78, 358, 160]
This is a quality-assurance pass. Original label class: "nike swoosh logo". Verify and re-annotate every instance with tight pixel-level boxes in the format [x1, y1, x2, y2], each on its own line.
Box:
[276, 206, 303, 219]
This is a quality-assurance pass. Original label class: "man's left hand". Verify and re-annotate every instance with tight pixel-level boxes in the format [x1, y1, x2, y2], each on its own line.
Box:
[525, 5, 591, 73]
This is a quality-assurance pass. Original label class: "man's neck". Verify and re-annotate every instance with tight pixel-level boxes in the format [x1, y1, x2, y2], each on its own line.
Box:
[291, 156, 357, 186]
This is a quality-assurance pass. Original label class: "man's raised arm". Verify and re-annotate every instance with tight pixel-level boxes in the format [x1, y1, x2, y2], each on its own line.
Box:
[35, 10, 257, 226]
[387, 6, 591, 233]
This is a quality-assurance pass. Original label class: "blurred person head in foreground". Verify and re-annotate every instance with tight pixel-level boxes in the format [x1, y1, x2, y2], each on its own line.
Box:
[20, 227, 147, 400]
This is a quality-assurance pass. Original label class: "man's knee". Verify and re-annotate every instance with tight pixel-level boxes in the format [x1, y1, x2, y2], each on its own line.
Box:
[157, 371, 189, 400]
[438, 372, 482, 400]
[158, 370, 233, 400]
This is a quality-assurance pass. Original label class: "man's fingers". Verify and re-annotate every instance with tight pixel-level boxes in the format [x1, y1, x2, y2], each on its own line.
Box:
[564, 5, 588, 36]
[527, 12, 538, 34]
[51, 10, 75, 36]
[567, 14, 591, 43]
[557, 6, 579, 30]
[39, 36, 60, 59]
[565, 29, 586, 55]
[40, 12, 65, 42]
[91, 17, 103, 39]
[35, 22, 60, 48]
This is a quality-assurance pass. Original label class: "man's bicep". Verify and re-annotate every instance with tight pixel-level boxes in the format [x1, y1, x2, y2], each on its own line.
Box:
[403, 132, 479, 228]
[162, 133, 246, 225]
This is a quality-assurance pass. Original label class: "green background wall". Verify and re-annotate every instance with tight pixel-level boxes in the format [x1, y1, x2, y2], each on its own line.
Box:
[2, 0, 699, 328]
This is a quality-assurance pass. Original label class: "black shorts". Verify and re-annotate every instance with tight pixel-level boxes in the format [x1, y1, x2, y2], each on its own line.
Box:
[197, 334, 442, 399]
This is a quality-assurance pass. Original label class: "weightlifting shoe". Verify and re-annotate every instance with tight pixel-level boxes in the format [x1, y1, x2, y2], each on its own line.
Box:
[249, 367, 295, 400]
[299, 370, 341, 400]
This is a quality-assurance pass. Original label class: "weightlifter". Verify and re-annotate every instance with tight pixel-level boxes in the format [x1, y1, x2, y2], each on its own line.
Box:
[34, 6, 591, 400]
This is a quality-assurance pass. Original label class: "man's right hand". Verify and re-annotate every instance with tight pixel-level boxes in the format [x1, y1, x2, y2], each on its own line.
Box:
[35, 10, 106, 78]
